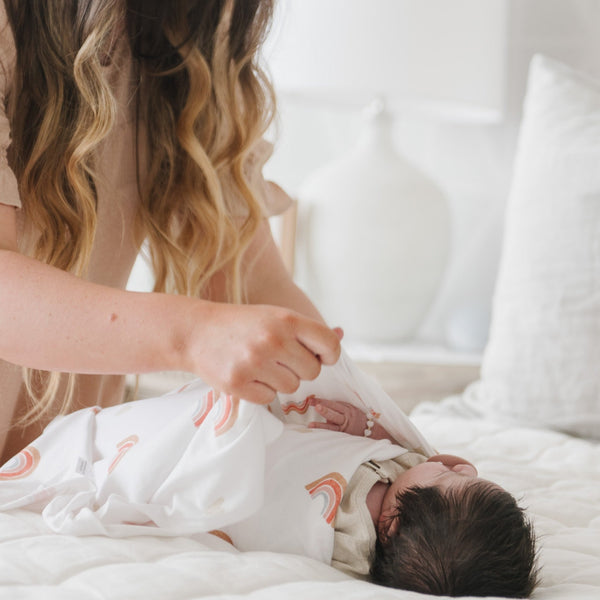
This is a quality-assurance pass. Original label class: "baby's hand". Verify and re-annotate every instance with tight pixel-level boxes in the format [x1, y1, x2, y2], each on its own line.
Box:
[308, 397, 369, 437]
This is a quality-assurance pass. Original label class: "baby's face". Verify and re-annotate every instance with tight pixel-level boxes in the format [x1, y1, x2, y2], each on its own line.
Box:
[378, 454, 484, 538]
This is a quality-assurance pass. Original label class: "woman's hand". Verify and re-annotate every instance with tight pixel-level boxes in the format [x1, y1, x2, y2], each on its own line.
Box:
[183, 211, 345, 406]
[308, 396, 395, 441]
[185, 302, 342, 405]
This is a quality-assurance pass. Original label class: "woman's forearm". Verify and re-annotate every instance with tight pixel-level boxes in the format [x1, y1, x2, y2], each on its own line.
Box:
[0, 248, 341, 404]
[0, 249, 193, 375]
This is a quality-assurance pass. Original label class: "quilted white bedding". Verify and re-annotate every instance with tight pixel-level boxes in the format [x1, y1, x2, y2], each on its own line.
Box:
[0, 399, 598, 600]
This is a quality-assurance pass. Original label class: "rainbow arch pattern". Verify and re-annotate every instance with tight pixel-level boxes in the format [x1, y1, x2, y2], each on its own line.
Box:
[213, 395, 239, 436]
[281, 395, 314, 415]
[209, 530, 234, 546]
[108, 435, 139, 474]
[192, 390, 216, 428]
[305, 472, 347, 526]
[0, 446, 40, 480]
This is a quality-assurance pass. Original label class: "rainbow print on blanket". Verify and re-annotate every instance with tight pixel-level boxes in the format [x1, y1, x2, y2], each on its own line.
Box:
[281, 395, 313, 415]
[0, 446, 40, 480]
[305, 472, 347, 526]
[108, 435, 139, 474]
[192, 389, 239, 436]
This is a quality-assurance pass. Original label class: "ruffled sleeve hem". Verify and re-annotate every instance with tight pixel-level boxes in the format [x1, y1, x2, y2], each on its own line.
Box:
[222, 139, 293, 219]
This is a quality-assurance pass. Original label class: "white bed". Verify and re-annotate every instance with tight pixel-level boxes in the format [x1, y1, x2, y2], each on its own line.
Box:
[0, 399, 598, 600]
[2, 51, 599, 600]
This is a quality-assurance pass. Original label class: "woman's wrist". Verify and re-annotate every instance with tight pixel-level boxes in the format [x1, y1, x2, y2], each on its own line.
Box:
[163, 295, 214, 374]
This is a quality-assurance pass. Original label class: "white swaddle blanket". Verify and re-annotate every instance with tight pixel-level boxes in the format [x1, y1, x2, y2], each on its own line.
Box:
[0, 351, 433, 562]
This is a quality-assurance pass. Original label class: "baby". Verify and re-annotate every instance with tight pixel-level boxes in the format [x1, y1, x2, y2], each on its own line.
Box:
[307, 397, 538, 598]
[0, 376, 538, 599]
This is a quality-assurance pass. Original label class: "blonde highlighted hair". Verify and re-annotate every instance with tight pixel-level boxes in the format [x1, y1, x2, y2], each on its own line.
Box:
[4, 0, 275, 422]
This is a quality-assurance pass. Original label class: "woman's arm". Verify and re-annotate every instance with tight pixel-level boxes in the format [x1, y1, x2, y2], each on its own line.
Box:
[0, 205, 341, 403]
[241, 217, 325, 321]
[202, 213, 344, 394]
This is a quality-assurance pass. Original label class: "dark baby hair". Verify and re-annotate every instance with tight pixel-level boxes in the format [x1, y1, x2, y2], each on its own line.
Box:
[369, 481, 538, 597]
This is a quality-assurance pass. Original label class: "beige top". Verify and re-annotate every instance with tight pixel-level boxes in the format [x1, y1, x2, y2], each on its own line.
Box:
[331, 451, 427, 578]
[0, 5, 284, 435]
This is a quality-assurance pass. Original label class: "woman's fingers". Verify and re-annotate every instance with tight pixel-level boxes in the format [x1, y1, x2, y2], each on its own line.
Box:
[267, 361, 301, 395]
[237, 363, 301, 404]
[295, 318, 341, 366]
[190, 303, 343, 404]
[247, 316, 339, 393]
[280, 340, 323, 382]
[242, 381, 277, 405]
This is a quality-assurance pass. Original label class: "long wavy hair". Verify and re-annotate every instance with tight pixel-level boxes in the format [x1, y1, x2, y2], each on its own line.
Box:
[4, 0, 275, 422]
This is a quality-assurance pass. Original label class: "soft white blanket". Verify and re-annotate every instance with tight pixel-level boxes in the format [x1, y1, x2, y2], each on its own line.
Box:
[0, 390, 598, 599]
[0, 351, 433, 562]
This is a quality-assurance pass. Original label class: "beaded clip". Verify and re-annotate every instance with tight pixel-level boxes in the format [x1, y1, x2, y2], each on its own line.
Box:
[364, 412, 375, 437]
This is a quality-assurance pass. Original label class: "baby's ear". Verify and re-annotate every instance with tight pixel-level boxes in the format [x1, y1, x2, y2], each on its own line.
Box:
[387, 517, 399, 538]
[378, 514, 400, 543]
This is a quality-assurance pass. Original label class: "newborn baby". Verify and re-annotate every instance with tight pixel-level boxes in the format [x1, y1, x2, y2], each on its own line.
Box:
[306, 397, 538, 598]
[0, 366, 537, 598]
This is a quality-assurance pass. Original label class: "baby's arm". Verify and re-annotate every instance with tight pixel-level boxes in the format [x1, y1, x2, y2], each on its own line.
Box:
[308, 397, 395, 442]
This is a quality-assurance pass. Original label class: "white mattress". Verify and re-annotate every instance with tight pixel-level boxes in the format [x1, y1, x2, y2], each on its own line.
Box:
[0, 401, 598, 600]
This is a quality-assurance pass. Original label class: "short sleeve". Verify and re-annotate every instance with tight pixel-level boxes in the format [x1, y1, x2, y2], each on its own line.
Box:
[222, 139, 293, 218]
[0, 6, 20, 209]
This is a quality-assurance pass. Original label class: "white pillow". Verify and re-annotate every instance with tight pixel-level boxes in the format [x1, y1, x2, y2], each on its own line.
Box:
[464, 54, 600, 440]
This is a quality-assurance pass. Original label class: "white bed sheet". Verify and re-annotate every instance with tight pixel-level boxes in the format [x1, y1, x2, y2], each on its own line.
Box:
[0, 400, 598, 600]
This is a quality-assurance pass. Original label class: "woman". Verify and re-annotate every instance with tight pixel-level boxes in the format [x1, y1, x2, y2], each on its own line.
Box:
[0, 0, 341, 461]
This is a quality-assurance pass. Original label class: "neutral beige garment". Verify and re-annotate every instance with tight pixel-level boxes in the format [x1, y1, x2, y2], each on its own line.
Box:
[332, 452, 427, 577]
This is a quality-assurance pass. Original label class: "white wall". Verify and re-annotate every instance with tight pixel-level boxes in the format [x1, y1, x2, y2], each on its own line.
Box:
[263, 0, 600, 353]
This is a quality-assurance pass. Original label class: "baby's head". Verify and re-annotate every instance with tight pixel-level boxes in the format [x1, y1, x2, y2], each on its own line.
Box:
[370, 455, 538, 598]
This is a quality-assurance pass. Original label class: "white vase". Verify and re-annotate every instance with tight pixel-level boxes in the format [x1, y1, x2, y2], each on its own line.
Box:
[297, 106, 450, 343]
